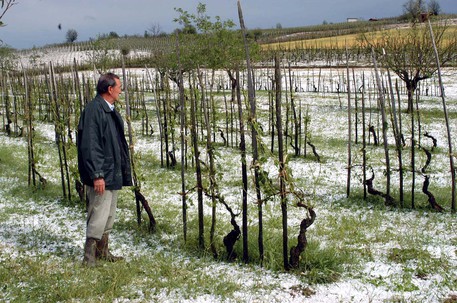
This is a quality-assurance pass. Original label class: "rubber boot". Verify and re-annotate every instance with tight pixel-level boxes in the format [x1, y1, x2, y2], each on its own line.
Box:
[96, 233, 124, 262]
[83, 238, 97, 267]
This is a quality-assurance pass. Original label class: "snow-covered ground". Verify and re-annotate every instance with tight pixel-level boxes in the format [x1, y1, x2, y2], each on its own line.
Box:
[1, 66, 457, 302]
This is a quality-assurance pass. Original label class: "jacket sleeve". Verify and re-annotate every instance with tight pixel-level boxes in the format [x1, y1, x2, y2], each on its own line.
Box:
[79, 103, 106, 181]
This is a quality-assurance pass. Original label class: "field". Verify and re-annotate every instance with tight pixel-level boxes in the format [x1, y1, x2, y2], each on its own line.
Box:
[1, 59, 457, 303]
[262, 18, 457, 50]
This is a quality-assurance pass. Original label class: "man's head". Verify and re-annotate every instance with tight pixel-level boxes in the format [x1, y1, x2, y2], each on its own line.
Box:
[97, 73, 122, 103]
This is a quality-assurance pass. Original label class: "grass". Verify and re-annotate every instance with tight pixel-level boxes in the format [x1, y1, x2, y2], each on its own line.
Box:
[0, 131, 357, 301]
[2, 66, 457, 301]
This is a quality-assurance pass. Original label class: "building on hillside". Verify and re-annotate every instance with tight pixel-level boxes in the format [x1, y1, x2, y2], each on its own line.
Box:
[347, 18, 359, 23]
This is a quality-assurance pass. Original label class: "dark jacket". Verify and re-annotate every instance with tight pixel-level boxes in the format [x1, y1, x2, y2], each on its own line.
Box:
[77, 94, 133, 190]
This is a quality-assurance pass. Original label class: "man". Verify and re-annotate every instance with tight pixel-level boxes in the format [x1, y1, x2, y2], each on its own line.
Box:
[77, 72, 132, 267]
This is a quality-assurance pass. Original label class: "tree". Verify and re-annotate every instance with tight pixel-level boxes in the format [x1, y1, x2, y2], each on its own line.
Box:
[108, 31, 119, 39]
[428, 0, 441, 15]
[172, 2, 260, 258]
[148, 22, 165, 37]
[66, 29, 78, 43]
[0, 0, 17, 45]
[0, 0, 17, 27]
[362, 22, 457, 113]
[403, 0, 426, 21]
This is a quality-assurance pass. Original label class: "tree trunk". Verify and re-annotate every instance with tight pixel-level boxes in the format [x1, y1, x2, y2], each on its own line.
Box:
[386, 68, 404, 206]
[428, 19, 455, 211]
[346, 46, 352, 198]
[275, 55, 289, 270]
[122, 56, 156, 232]
[361, 74, 367, 200]
[372, 49, 392, 204]
[198, 69, 218, 258]
[176, 37, 188, 242]
[238, 0, 261, 263]
[189, 71, 205, 249]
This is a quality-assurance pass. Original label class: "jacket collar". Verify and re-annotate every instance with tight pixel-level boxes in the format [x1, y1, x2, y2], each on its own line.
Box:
[95, 94, 114, 113]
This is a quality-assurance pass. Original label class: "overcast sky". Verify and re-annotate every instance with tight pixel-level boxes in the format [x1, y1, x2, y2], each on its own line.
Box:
[1, 0, 456, 49]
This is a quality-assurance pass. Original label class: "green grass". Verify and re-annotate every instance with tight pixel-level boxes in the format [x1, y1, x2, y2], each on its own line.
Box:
[2, 68, 457, 301]
[0, 131, 356, 300]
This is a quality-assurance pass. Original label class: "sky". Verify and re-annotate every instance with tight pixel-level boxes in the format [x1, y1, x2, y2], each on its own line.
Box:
[1, 0, 456, 50]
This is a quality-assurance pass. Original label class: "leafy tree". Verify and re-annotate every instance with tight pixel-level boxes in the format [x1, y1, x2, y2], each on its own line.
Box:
[0, 0, 17, 27]
[171, 2, 261, 256]
[66, 29, 78, 43]
[249, 28, 263, 41]
[172, 3, 257, 71]
[0, 0, 17, 45]
[108, 31, 119, 39]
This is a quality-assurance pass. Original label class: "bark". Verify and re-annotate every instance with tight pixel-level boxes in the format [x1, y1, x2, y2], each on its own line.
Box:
[23, 68, 35, 187]
[238, 0, 262, 263]
[198, 69, 218, 258]
[176, 36, 187, 242]
[364, 169, 396, 206]
[427, 19, 456, 211]
[122, 56, 156, 232]
[421, 146, 432, 174]
[288, 62, 300, 156]
[306, 141, 320, 163]
[422, 175, 444, 212]
[361, 74, 367, 199]
[372, 48, 391, 203]
[49, 62, 68, 200]
[423, 132, 437, 151]
[386, 65, 404, 207]
[134, 189, 157, 232]
[368, 125, 378, 146]
[275, 54, 289, 270]
[223, 217, 241, 260]
[289, 207, 316, 268]
[346, 45, 352, 198]
[235, 68, 252, 263]
[411, 90, 416, 209]
[75, 179, 85, 204]
[189, 71, 205, 249]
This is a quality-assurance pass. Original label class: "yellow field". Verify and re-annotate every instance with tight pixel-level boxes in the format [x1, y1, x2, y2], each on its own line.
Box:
[262, 22, 457, 51]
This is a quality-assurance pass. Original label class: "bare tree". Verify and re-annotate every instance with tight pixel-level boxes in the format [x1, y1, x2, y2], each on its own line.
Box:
[403, 0, 426, 21]
[148, 22, 165, 37]
[428, 0, 441, 16]
[362, 22, 457, 113]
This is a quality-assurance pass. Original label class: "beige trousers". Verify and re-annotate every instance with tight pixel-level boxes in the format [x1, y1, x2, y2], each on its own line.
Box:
[86, 187, 119, 240]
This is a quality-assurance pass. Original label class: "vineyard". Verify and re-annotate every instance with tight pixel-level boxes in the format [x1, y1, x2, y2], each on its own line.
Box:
[1, 7, 457, 303]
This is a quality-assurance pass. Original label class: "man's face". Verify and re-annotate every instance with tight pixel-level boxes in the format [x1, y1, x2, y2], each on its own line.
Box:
[108, 78, 122, 102]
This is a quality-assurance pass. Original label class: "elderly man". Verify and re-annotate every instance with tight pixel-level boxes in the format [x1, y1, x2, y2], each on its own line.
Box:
[77, 72, 132, 267]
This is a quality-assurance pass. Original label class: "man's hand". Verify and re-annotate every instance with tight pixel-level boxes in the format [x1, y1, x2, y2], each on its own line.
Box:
[93, 178, 105, 195]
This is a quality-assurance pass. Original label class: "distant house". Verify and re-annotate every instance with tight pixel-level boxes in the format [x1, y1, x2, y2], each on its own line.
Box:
[347, 18, 359, 23]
